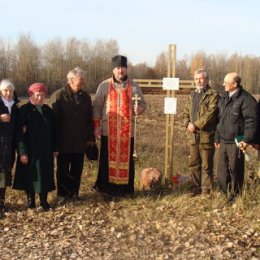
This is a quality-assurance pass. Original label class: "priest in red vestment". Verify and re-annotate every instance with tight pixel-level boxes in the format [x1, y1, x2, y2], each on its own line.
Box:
[93, 55, 146, 197]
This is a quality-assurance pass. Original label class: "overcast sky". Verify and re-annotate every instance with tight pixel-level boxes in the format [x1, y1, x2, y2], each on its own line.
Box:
[1, 0, 259, 65]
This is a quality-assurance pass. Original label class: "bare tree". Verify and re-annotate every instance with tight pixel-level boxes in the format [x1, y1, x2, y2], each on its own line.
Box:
[87, 39, 119, 92]
[14, 34, 40, 95]
[206, 52, 228, 92]
[154, 52, 167, 79]
[242, 55, 260, 93]
[41, 38, 66, 92]
[0, 35, 258, 95]
[226, 53, 242, 73]
[64, 38, 84, 71]
[0, 38, 15, 80]
[190, 51, 206, 77]
[176, 55, 190, 80]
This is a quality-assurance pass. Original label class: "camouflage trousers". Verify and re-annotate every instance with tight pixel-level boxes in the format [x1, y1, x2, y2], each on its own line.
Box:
[189, 144, 215, 193]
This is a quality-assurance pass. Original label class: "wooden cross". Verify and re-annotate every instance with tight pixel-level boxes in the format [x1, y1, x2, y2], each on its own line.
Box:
[132, 93, 141, 160]
[132, 94, 141, 114]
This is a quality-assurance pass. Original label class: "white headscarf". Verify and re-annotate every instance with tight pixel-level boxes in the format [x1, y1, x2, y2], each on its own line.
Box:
[0, 79, 15, 113]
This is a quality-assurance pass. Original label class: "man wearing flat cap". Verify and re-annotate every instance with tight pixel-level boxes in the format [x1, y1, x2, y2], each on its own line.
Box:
[93, 55, 146, 197]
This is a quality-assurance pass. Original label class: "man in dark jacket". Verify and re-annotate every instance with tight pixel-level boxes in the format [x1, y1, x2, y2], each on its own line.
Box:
[183, 69, 219, 196]
[253, 99, 260, 177]
[49, 68, 95, 204]
[256, 100, 260, 148]
[214, 72, 258, 202]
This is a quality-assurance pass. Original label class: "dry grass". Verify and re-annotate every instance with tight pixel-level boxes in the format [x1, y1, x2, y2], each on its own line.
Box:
[0, 94, 259, 260]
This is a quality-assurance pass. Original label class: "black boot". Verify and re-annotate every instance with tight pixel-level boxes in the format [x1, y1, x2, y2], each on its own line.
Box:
[39, 193, 50, 211]
[26, 192, 36, 208]
[0, 188, 6, 208]
[0, 188, 6, 219]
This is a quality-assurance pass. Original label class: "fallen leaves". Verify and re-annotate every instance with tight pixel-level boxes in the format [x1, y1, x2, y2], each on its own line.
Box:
[0, 188, 259, 260]
[0, 94, 259, 259]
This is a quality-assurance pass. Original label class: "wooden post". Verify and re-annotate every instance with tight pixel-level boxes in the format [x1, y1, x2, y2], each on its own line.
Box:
[164, 44, 176, 186]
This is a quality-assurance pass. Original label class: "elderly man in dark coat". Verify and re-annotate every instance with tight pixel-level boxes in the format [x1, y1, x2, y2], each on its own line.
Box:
[13, 83, 58, 211]
[214, 72, 258, 203]
[49, 67, 95, 204]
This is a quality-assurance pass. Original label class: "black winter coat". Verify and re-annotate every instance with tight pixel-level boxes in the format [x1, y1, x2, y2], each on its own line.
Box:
[0, 98, 18, 187]
[13, 103, 57, 193]
[257, 99, 260, 145]
[215, 87, 258, 144]
[49, 85, 94, 153]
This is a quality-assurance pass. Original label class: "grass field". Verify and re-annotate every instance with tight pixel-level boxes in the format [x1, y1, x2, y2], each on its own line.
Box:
[0, 94, 259, 260]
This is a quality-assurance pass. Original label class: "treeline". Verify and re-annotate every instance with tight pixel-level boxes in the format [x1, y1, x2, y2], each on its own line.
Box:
[153, 51, 260, 94]
[0, 34, 259, 95]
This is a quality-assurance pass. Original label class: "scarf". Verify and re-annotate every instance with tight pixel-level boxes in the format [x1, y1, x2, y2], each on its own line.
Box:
[1, 97, 14, 114]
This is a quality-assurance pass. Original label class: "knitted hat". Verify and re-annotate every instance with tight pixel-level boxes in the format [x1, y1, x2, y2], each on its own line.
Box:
[111, 55, 127, 69]
[28, 83, 48, 96]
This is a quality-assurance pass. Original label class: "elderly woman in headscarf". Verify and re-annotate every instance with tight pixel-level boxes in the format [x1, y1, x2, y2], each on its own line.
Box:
[0, 79, 19, 218]
[13, 83, 58, 211]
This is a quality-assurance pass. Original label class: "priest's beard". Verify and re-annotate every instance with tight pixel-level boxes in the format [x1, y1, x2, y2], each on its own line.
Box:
[113, 73, 128, 83]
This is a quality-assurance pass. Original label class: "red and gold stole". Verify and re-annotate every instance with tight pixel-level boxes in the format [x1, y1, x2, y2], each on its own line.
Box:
[107, 79, 132, 184]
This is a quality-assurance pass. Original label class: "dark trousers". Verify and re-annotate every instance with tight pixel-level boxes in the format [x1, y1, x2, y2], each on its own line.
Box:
[57, 153, 84, 198]
[94, 136, 135, 196]
[189, 144, 215, 192]
[0, 188, 6, 209]
[217, 143, 244, 195]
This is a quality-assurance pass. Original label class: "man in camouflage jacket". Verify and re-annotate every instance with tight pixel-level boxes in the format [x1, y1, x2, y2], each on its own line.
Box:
[183, 69, 219, 195]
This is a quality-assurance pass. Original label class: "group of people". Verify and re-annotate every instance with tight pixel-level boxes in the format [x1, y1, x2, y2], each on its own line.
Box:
[184, 69, 259, 203]
[0, 55, 146, 218]
[0, 55, 259, 219]
[0, 81, 59, 215]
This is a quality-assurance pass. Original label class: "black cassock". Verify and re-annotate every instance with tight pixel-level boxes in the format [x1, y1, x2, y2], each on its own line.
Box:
[94, 136, 135, 197]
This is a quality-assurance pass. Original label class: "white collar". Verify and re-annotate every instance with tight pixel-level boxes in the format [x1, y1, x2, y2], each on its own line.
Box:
[229, 89, 238, 97]
[1, 97, 14, 113]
